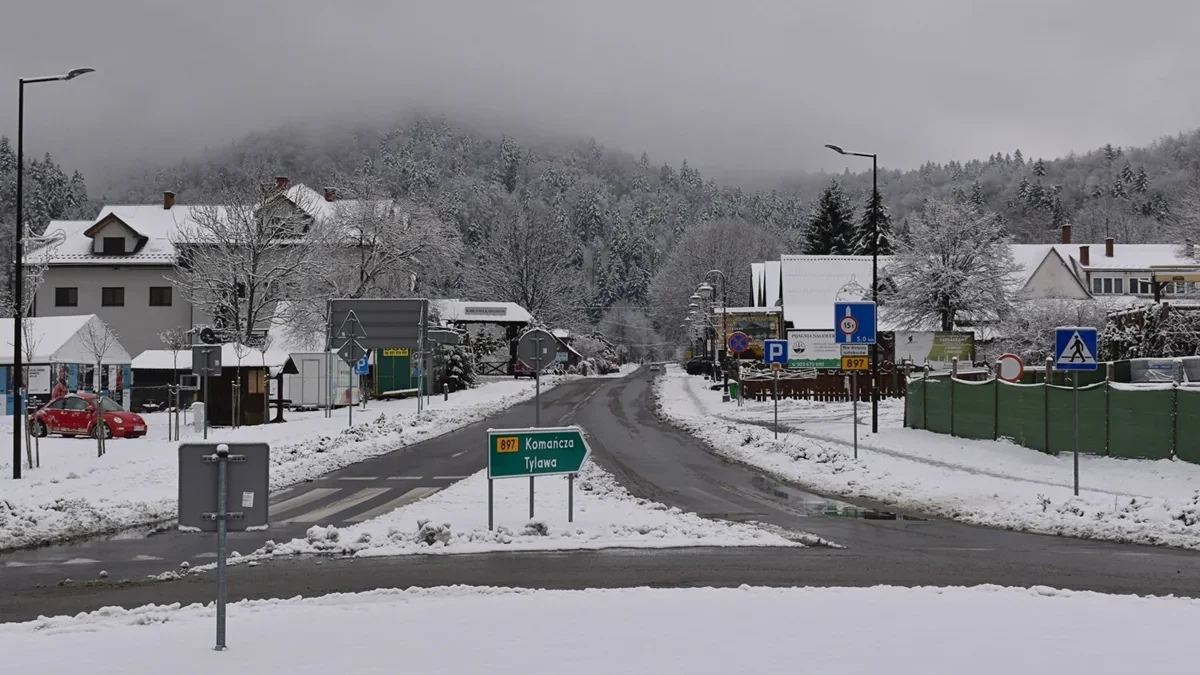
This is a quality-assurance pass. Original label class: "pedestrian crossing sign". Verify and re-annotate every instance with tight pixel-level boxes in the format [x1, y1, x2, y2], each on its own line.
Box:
[1054, 327, 1098, 371]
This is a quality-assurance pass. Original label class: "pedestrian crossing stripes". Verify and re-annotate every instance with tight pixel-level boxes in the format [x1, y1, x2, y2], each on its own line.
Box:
[282, 488, 390, 524]
[347, 487, 442, 522]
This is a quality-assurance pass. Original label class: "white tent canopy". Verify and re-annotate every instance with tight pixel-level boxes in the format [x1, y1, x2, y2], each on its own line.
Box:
[132, 343, 292, 371]
[0, 315, 131, 365]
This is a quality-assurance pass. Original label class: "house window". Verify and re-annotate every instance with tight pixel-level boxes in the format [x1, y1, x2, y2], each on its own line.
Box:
[1113, 278, 1124, 294]
[101, 237, 126, 255]
[101, 287, 125, 307]
[1103, 278, 1113, 294]
[149, 286, 173, 306]
[55, 287, 78, 307]
[1092, 278, 1103, 294]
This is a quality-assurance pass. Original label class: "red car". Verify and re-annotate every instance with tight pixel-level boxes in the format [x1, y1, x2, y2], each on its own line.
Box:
[29, 393, 147, 439]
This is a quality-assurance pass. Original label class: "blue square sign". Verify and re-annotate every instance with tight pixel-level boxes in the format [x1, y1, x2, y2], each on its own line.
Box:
[834, 301, 877, 345]
[763, 339, 788, 365]
[1055, 327, 1098, 371]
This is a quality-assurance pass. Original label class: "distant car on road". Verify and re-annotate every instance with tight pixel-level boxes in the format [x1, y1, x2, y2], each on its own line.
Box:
[28, 393, 147, 439]
[649, 363, 662, 372]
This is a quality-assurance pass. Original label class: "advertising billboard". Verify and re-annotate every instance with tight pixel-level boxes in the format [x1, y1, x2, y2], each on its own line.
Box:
[786, 330, 841, 368]
[894, 332, 975, 371]
[726, 312, 780, 359]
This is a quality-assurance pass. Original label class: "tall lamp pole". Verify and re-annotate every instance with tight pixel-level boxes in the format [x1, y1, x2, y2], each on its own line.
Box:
[698, 270, 728, 399]
[826, 144, 879, 433]
[12, 68, 95, 480]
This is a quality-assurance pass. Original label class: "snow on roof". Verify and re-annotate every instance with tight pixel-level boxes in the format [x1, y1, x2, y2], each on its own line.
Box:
[433, 299, 533, 324]
[714, 306, 781, 315]
[132, 343, 291, 371]
[0, 315, 130, 365]
[764, 260, 781, 307]
[780, 255, 895, 327]
[1057, 243, 1196, 270]
[27, 183, 381, 266]
[750, 262, 764, 305]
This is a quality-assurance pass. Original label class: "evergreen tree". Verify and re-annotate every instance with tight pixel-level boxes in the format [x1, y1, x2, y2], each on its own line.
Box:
[970, 181, 986, 209]
[1120, 161, 1135, 184]
[1017, 177, 1030, 201]
[850, 189, 894, 256]
[1012, 149, 1024, 166]
[1110, 178, 1128, 200]
[1103, 144, 1118, 162]
[803, 179, 854, 255]
[1134, 167, 1150, 194]
[1033, 159, 1047, 177]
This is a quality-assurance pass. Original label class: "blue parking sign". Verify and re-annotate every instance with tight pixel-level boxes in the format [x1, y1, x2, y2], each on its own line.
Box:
[354, 355, 370, 375]
[763, 339, 788, 365]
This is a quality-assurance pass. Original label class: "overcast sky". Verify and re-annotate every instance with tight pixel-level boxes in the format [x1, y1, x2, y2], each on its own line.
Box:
[2, 0, 1197, 188]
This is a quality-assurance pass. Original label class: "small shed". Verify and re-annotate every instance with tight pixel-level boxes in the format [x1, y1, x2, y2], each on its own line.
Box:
[1, 315, 131, 414]
[131, 343, 291, 425]
[281, 352, 360, 409]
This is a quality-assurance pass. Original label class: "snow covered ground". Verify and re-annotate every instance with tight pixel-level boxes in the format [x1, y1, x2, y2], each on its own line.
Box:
[0, 375, 588, 550]
[248, 462, 799, 560]
[658, 367, 1200, 549]
[6, 585, 1199, 673]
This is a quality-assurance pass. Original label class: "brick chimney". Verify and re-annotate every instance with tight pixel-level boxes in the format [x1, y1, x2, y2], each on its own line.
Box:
[1061, 224, 1071, 244]
[323, 187, 336, 202]
[163, 191, 175, 210]
[1105, 237, 1115, 257]
[1079, 245, 1090, 266]
[275, 176, 289, 190]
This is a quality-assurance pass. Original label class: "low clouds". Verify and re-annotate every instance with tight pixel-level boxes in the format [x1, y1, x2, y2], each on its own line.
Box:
[2, 0, 1196, 186]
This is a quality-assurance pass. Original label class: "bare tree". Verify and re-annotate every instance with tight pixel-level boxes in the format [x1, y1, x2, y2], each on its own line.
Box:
[257, 333, 274, 423]
[648, 218, 786, 344]
[465, 195, 584, 327]
[884, 199, 1021, 331]
[281, 172, 464, 340]
[172, 180, 332, 343]
[20, 320, 39, 469]
[232, 340, 252, 428]
[78, 319, 119, 457]
[598, 301, 662, 361]
[159, 327, 190, 439]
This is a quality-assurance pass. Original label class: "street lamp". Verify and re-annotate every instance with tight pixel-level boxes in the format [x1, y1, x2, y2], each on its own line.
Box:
[12, 67, 95, 480]
[826, 142, 880, 433]
[699, 270, 728, 397]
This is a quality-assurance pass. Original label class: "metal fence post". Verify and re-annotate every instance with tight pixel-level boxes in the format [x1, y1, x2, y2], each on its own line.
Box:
[949, 357, 958, 437]
[1044, 357, 1053, 452]
[993, 360, 1001, 441]
[922, 363, 928, 430]
[1105, 361, 1113, 456]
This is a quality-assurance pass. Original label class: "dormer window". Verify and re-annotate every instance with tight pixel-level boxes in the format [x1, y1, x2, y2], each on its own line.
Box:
[102, 237, 126, 255]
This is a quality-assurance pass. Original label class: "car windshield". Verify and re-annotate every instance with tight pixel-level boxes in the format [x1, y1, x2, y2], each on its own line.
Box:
[97, 397, 125, 412]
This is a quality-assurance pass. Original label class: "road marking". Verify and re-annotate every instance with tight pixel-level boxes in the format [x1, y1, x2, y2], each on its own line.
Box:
[433, 475, 468, 480]
[388, 476, 423, 480]
[271, 487, 340, 515]
[62, 558, 102, 565]
[131, 555, 163, 562]
[272, 486, 296, 498]
[337, 476, 378, 481]
[347, 487, 443, 522]
[5, 561, 33, 568]
[451, 450, 467, 458]
[1112, 551, 1152, 557]
[283, 488, 390, 524]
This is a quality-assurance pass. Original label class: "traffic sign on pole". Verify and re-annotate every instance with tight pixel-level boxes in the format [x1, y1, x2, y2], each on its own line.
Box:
[763, 339, 788, 365]
[997, 353, 1024, 382]
[488, 426, 591, 479]
[834, 302, 877, 345]
[354, 355, 369, 376]
[1054, 327, 1098, 371]
[727, 331, 750, 354]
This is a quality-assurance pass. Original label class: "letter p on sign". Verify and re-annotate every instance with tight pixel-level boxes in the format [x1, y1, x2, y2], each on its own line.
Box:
[763, 339, 788, 366]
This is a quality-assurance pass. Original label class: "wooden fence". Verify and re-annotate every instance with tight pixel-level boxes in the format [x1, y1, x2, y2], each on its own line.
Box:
[739, 371, 907, 401]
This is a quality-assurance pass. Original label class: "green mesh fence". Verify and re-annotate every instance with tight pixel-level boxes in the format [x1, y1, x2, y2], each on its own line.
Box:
[907, 379, 925, 429]
[1176, 390, 1200, 464]
[1109, 388, 1174, 460]
[997, 383, 1047, 451]
[924, 379, 952, 435]
[1046, 384, 1108, 455]
[952, 380, 995, 440]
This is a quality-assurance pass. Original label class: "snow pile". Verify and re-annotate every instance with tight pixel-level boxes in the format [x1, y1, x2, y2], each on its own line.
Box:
[658, 367, 1200, 549]
[257, 462, 798, 558]
[4, 585, 1200, 673]
[0, 377, 565, 551]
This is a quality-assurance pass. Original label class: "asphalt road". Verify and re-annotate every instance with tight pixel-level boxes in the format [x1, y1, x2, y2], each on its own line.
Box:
[3, 369, 1200, 622]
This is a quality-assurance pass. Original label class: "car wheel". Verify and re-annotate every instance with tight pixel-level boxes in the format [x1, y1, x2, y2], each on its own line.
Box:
[92, 423, 112, 440]
[29, 419, 47, 438]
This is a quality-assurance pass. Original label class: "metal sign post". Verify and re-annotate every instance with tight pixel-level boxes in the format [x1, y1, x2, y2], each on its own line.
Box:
[178, 442, 269, 651]
[1054, 326, 1098, 497]
[773, 366, 780, 439]
[516, 328, 557, 519]
[852, 372, 859, 459]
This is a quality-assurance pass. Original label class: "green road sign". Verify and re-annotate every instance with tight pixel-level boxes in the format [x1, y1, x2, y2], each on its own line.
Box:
[488, 426, 591, 479]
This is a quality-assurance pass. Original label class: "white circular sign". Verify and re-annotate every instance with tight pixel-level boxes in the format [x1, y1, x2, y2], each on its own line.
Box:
[838, 316, 859, 335]
[997, 353, 1024, 382]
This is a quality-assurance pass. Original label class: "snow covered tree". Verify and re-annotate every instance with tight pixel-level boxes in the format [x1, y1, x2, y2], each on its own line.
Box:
[884, 199, 1020, 331]
[78, 320, 119, 457]
[849, 188, 893, 256]
[173, 178, 334, 343]
[804, 179, 854, 255]
[466, 194, 585, 327]
[988, 299, 1110, 365]
[598, 301, 660, 361]
[1134, 167, 1150, 194]
[1033, 159, 1046, 177]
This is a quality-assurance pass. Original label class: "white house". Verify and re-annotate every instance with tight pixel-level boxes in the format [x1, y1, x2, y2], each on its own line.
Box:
[1, 315, 132, 414]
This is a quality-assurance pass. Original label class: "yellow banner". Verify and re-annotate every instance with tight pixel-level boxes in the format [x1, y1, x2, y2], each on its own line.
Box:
[382, 348, 411, 357]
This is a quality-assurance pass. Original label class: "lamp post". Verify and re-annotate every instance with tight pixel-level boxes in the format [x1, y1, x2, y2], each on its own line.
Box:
[826, 143, 879, 433]
[697, 270, 728, 399]
[12, 67, 95, 480]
